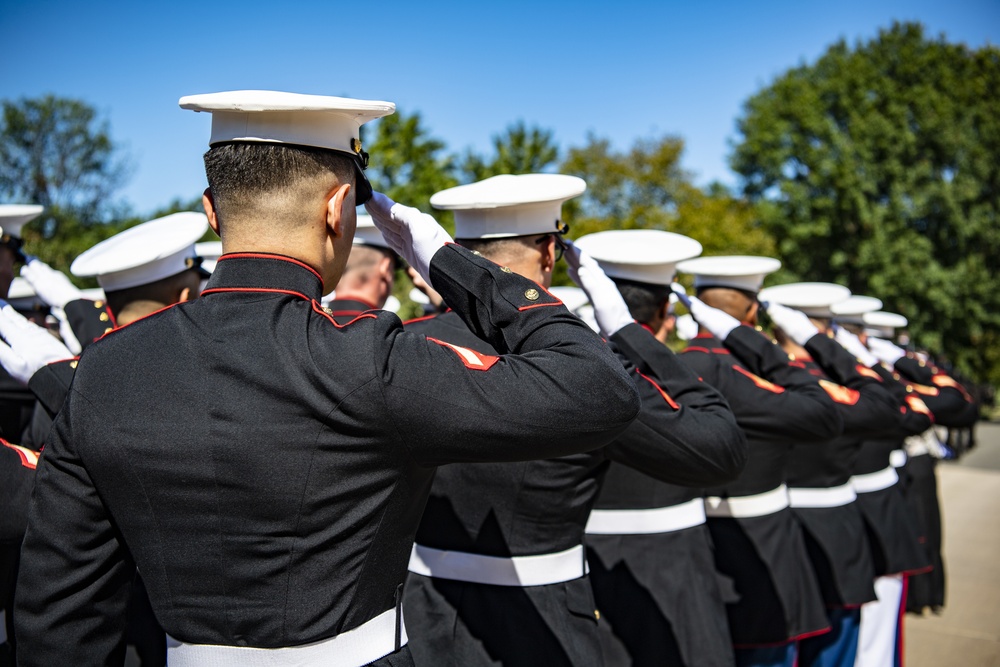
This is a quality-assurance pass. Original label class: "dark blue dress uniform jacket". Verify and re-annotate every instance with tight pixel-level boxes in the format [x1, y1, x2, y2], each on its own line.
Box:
[13, 247, 641, 665]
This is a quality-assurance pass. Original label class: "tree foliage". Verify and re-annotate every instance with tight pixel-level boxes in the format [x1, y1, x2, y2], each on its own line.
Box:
[557, 134, 776, 287]
[730, 22, 1000, 384]
[459, 121, 559, 182]
[0, 95, 130, 226]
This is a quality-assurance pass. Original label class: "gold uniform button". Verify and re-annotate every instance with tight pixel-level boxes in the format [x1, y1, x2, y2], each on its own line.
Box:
[524, 288, 540, 301]
[500, 266, 512, 273]
[99, 312, 109, 322]
[104, 327, 113, 334]
[94, 300, 104, 308]
[472, 251, 483, 257]
[69, 361, 78, 369]
[322, 306, 334, 315]
[594, 610, 601, 620]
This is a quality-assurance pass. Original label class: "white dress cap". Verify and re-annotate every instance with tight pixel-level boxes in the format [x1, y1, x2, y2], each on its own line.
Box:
[675, 255, 781, 293]
[863, 311, 908, 329]
[757, 282, 852, 318]
[353, 213, 391, 250]
[431, 174, 586, 239]
[0, 204, 44, 239]
[71, 212, 209, 291]
[574, 230, 703, 286]
[830, 295, 883, 324]
[195, 241, 223, 274]
[549, 286, 590, 313]
[179, 90, 394, 154]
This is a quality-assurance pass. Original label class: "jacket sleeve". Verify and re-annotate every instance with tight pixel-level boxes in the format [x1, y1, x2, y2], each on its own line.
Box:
[804, 333, 912, 437]
[0, 440, 37, 544]
[601, 323, 747, 486]
[63, 298, 116, 351]
[686, 326, 843, 442]
[14, 389, 134, 666]
[28, 358, 78, 418]
[893, 357, 977, 427]
[378, 244, 641, 466]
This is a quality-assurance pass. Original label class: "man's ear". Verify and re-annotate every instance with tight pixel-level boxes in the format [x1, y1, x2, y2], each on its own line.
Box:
[326, 183, 353, 238]
[540, 236, 556, 273]
[377, 254, 393, 280]
[177, 287, 193, 304]
[203, 188, 220, 235]
[745, 300, 760, 325]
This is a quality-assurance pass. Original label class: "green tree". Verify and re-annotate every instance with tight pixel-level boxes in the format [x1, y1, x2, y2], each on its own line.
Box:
[0, 95, 130, 227]
[730, 22, 1000, 385]
[361, 109, 457, 217]
[460, 121, 559, 182]
[558, 134, 776, 286]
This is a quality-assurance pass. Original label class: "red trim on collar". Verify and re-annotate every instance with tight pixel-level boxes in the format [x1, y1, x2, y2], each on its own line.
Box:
[96, 302, 182, 342]
[311, 300, 377, 328]
[683, 346, 730, 355]
[403, 313, 440, 326]
[218, 253, 324, 284]
[518, 301, 562, 312]
[693, 332, 715, 340]
[201, 287, 312, 301]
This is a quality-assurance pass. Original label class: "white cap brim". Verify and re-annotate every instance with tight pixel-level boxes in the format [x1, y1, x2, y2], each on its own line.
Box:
[0, 204, 44, 239]
[71, 212, 209, 291]
[757, 282, 851, 318]
[575, 230, 703, 286]
[676, 255, 781, 293]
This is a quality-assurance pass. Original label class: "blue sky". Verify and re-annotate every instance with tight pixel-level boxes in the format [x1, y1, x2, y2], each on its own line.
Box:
[1, 0, 997, 215]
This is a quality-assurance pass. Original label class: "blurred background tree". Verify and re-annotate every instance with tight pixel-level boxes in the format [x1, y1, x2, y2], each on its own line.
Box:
[730, 21, 1000, 385]
[459, 121, 559, 182]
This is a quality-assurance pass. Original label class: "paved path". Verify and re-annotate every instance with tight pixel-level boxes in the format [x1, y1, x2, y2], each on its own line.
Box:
[905, 422, 1000, 667]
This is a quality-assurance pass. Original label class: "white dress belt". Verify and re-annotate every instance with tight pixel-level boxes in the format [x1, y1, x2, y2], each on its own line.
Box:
[704, 484, 790, 518]
[851, 465, 899, 494]
[889, 448, 909, 468]
[788, 482, 858, 508]
[408, 543, 587, 587]
[585, 498, 706, 535]
[166, 608, 406, 667]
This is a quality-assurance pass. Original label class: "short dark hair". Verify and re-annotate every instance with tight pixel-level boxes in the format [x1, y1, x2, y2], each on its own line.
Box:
[612, 278, 672, 325]
[203, 143, 355, 221]
[455, 236, 531, 259]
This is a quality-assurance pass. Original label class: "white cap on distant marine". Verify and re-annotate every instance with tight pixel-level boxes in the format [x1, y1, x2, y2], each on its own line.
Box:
[71, 212, 209, 291]
[863, 311, 908, 329]
[757, 282, 851, 318]
[0, 204, 43, 240]
[195, 241, 223, 274]
[574, 230, 703, 286]
[353, 213, 391, 249]
[431, 174, 585, 239]
[675, 255, 781, 293]
[179, 90, 395, 203]
[830, 295, 883, 324]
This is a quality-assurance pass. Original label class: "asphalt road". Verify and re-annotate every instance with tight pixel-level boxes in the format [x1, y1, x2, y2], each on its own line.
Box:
[905, 422, 1000, 667]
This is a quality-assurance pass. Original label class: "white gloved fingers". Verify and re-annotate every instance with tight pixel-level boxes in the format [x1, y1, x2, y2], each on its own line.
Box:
[562, 240, 583, 272]
[0, 304, 32, 339]
[687, 295, 742, 341]
[364, 192, 396, 227]
[766, 302, 820, 346]
[21, 259, 84, 309]
[835, 326, 879, 367]
[54, 308, 83, 355]
[0, 342, 29, 384]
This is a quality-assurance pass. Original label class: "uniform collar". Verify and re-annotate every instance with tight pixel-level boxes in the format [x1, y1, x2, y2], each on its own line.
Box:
[205, 253, 324, 300]
[328, 296, 379, 314]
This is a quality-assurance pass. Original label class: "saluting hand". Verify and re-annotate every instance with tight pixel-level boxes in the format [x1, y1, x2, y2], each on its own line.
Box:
[833, 326, 879, 367]
[21, 258, 84, 309]
[563, 240, 634, 337]
[867, 337, 907, 367]
[365, 192, 453, 289]
[682, 295, 742, 341]
[765, 302, 820, 346]
[0, 302, 74, 384]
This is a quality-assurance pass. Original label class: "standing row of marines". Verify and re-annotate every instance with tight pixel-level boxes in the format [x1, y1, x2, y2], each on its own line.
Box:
[0, 90, 978, 667]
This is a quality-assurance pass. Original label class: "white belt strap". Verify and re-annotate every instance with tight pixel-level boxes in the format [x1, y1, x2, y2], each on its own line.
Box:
[851, 466, 899, 494]
[408, 543, 587, 587]
[705, 484, 790, 518]
[788, 482, 858, 508]
[166, 608, 405, 667]
[889, 448, 909, 468]
[585, 498, 706, 535]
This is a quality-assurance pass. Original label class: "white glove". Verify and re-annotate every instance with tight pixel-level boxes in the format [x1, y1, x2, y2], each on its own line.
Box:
[563, 241, 633, 337]
[867, 337, 907, 367]
[682, 294, 742, 341]
[834, 326, 879, 367]
[765, 302, 820, 346]
[21, 259, 84, 309]
[365, 193, 453, 289]
[0, 302, 74, 384]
